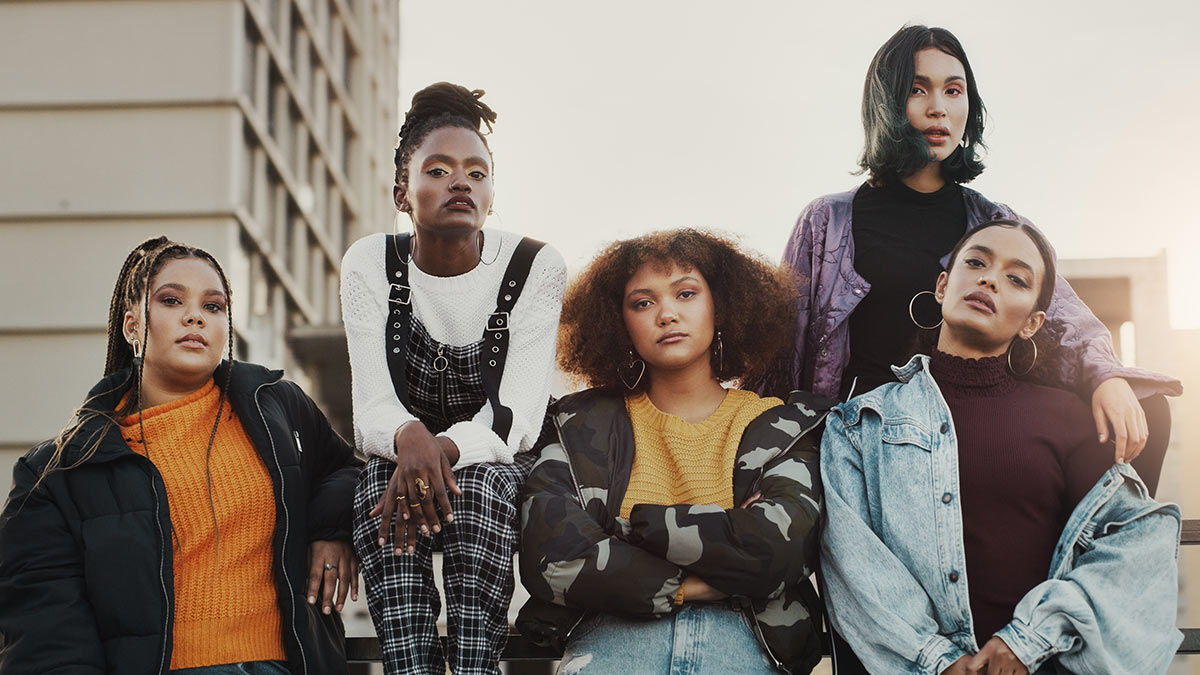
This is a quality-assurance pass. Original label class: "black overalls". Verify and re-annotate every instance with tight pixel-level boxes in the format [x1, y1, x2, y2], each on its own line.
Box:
[353, 233, 545, 675]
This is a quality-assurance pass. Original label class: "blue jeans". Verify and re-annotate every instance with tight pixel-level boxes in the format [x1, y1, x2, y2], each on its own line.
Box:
[171, 662, 289, 675]
[558, 603, 779, 674]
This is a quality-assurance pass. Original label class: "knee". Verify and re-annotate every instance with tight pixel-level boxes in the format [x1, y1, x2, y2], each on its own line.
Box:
[455, 463, 518, 499]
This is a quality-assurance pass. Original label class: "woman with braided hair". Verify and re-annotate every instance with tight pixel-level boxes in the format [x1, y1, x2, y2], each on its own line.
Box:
[341, 82, 565, 673]
[0, 237, 362, 674]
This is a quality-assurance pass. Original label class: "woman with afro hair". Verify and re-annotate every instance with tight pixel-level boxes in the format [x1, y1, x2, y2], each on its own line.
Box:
[517, 229, 835, 675]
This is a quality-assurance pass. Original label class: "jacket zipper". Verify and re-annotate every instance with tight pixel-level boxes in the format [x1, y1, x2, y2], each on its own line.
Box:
[293, 430, 303, 455]
[255, 380, 308, 675]
[742, 599, 787, 671]
[149, 471, 171, 675]
[551, 414, 586, 506]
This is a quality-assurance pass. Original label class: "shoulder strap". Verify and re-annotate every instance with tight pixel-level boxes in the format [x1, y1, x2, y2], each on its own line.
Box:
[480, 236, 546, 444]
[384, 233, 414, 409]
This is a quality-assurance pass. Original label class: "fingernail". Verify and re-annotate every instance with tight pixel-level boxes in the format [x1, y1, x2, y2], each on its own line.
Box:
[420, 525, 428, 534]
[394, 548, 403, 556]
[308, 596, 315, 604]
[378, 537, 385, 546]
[337, 604, 344, 611]
[407, 545, 415, 554]
[324, 606, 331, 615]
[432, 525, 440, 533]
[402, 513, 409, 520]
[445, 514, 454, 522]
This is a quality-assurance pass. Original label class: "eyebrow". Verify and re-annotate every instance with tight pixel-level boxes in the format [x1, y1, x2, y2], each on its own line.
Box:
[153, 282, 227, 299]
[913, 74, 966, 86]
[422, 153, 490, 167]
[966, 245, 1036, 275]
[625, 276, 701, 300]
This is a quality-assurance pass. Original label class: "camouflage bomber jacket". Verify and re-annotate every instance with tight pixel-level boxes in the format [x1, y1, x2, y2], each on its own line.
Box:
[516, 387, 837, 674]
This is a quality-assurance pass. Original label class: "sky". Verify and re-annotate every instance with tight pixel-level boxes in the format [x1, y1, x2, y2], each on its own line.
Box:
[395, 0, 1200, 328]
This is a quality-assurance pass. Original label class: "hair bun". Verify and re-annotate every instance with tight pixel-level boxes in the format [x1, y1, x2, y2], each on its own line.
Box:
[398, 82, 497, 143]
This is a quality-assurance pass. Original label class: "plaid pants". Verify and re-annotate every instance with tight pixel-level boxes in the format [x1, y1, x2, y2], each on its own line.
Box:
[354, 453, 537, 674]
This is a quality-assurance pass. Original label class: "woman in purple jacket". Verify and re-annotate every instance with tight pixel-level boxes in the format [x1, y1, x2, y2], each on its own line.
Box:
[763, 24, 1179, 476]
[763, 24, 1181, 675]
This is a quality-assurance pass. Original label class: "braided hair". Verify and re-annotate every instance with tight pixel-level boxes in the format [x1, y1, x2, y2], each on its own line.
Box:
[34, 239, 236, 527]
[393, 82, 498, 189]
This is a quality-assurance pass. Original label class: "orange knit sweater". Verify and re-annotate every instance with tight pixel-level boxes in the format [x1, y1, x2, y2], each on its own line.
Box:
[619, 389, 782, 519]
[121, 380, 285, 668]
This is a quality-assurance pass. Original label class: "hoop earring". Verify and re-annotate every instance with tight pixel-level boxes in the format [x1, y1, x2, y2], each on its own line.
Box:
[713, 330, 724, 374]
[908, 290, 943, 330]
[131, 339, 142, 359]
[477, 229, 499, 266]
[1006, 336, 1038, 376]
[618, 350, 646, 391]
[960, 135, 969, 149]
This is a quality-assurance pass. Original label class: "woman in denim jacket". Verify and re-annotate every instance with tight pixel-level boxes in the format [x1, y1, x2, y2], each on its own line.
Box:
[819, 220, 1182, 674]
[760, 25, 1180, 493]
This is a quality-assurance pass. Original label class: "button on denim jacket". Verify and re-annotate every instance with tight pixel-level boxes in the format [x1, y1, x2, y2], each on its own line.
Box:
[819, 354, 1182, 675]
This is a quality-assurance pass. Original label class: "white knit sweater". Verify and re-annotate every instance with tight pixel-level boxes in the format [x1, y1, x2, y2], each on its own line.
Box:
[340, 230, 566, 467]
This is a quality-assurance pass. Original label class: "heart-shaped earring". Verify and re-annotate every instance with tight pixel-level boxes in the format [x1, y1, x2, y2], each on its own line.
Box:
[618, 351, 646, 390]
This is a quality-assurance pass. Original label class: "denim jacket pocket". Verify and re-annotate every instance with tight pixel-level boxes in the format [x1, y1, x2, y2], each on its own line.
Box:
[880, 420, 934, 452]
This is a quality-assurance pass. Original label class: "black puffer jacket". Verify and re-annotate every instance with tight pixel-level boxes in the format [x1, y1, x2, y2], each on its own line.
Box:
[0, 361, 362, 675]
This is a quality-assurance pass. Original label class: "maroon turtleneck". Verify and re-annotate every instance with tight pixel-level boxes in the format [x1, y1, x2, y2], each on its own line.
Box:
[929, 349, 1112, 643]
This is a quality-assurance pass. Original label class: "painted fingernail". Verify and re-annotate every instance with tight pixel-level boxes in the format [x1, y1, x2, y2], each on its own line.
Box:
[402, 513, 409, 520]
[420, 525, 429, 535]
[445, 514, 454, 522]
[337, 604, 344, 611]
[323, 605, 331, 615]
[378, 537, 386, 546]
[308, 595, 315, 604]
[432, 525, 440, 533]
[394, 548, 403, 556]
[407, 545, 415, 554]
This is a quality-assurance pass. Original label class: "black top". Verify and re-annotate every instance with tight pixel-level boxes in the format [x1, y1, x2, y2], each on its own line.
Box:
[842, 180, 967, 398]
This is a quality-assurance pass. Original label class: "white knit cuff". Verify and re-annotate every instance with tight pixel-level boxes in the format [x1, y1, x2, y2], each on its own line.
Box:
[441, 422, 509, 468]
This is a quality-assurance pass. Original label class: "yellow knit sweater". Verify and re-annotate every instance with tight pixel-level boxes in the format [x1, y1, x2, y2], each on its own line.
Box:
[121, 379, 285, 669]
[619, 389, 782, 519]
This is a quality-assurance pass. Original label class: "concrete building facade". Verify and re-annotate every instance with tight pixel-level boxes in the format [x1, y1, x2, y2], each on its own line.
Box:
[0, 0, 399, 459]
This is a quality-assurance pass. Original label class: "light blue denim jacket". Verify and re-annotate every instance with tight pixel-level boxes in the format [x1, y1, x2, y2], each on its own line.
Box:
[819, 354, 1182, 675]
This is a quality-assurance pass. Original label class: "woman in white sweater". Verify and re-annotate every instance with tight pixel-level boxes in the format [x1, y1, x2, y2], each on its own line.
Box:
[340, 82, 566, 675]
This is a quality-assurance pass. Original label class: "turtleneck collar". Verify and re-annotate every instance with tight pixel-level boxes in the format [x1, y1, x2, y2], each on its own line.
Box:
[930, 348, 1017, 398]
[875, 178, 962, 206]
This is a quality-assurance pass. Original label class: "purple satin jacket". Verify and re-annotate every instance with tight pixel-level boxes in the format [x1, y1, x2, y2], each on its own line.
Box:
[763, 184, 1182, 401]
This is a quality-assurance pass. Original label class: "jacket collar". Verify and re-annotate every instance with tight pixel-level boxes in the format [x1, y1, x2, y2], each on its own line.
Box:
[61, 360, 283, 464]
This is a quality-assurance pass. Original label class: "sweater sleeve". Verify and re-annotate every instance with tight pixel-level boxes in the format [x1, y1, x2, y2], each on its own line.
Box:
[340, 234, 416, 460]
[441, 245, 566, 467]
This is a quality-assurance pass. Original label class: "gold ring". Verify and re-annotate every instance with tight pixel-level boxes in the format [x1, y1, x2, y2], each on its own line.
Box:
[414, 477, 429, 502]
[396, 495, 406, 502]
